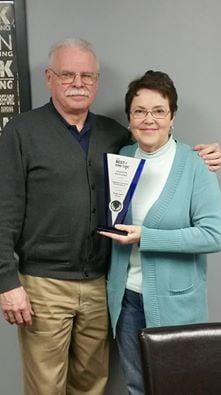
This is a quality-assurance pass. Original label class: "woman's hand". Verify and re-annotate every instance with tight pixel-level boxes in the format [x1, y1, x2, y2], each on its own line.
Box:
[194, 143, 221, 171]
[98, 224, 141, 244]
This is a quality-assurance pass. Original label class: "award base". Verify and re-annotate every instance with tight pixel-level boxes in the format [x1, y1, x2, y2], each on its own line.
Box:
[96, 226, 128, 236]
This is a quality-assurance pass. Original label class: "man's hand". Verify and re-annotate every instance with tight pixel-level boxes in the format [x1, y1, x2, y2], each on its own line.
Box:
[98, 224, 141, 245]
[0, 286, 34, 326]
[194, 143, 221, 171]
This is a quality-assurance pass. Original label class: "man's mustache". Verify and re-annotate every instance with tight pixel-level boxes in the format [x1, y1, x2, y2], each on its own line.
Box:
[65, 88, 90, 97]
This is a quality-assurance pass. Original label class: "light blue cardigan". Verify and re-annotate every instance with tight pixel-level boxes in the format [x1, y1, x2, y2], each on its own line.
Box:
[107, 141, 221, 336]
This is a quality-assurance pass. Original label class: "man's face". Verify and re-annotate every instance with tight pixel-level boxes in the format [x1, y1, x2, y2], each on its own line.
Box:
[45, 46, 99, 117]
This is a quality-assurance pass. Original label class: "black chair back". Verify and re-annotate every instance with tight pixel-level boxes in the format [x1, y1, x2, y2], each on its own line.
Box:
[139, 323, 221, 395]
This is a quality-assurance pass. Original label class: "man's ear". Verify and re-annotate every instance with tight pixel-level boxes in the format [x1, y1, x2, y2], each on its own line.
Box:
[45, 69, 52, 89]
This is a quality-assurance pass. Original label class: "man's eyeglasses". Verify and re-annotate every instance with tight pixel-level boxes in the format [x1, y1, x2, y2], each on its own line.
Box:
[48, 68, 99, 85]
[130, 107, 170, 119]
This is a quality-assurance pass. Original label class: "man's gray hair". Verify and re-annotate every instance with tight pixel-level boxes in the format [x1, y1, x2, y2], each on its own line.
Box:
[48, 37, 99, 69]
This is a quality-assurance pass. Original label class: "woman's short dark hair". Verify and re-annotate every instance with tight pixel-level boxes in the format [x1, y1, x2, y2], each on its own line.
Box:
[125, 70, 178, 120]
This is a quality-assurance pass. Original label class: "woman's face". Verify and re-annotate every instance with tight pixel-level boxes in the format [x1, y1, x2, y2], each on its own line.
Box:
[129, 89, 174, 152]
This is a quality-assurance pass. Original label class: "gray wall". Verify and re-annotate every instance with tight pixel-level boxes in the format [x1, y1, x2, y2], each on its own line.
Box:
[0, 1, 221, 394]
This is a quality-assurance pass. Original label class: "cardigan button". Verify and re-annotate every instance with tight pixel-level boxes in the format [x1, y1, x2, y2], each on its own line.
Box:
[92, 208, 96, 214]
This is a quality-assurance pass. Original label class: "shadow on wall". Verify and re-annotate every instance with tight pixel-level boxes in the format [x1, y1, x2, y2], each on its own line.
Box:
[30, 63, 51, 109]
[0, 317, 23, 394]
[91, 63, 129, 127]
[105, 339, 127, 395]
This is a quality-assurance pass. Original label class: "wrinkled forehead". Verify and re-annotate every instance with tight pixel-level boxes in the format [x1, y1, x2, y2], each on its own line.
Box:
[50, 46, 99, 72]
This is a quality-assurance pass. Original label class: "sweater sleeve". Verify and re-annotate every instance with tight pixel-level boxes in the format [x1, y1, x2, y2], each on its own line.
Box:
[0, 121, 26, 292]
[139, 160, 221, 254]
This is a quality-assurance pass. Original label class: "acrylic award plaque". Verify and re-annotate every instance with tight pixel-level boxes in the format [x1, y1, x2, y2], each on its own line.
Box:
[97, 153, 145, 235]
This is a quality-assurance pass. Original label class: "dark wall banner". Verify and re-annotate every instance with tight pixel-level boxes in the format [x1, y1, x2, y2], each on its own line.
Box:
[0, 1, 19, 132]
[0, 0, 31, 134]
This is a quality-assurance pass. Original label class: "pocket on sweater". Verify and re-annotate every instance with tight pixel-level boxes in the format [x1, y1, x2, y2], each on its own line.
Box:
[168, 255, 195, 295]
[33, 234, 71, 262]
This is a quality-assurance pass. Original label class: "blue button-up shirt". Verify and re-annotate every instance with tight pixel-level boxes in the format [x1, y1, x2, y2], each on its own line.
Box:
[50, 99, 91, 155]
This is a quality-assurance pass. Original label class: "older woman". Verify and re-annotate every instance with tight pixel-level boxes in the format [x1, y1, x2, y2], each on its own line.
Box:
[99, 70, 221, 395]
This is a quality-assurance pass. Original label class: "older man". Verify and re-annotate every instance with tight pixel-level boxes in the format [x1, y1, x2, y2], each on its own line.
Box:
[0, 38, 220, 395]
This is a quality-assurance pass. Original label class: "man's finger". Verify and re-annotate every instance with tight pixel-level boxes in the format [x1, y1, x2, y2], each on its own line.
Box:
[21, 310, 33, 325]
[14, 310, 25, 325]
[208, 165, 220, 172]
[7, 311, 16, 324]
[29, 305, 35, 316]
[203, 153, 221, 161]
[194, 143, 220, 156]
[193, 144, 207, 151]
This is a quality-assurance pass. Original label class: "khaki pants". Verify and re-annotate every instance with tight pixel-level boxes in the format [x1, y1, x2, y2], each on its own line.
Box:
[18, 274, 109, 395]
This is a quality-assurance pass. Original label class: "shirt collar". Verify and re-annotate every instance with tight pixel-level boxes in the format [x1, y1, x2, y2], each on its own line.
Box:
[49, 98, 92, 132]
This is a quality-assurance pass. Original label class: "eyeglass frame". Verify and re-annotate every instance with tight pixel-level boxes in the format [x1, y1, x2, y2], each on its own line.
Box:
[130, 107, 171, 120]
[48, 68, 100, 85]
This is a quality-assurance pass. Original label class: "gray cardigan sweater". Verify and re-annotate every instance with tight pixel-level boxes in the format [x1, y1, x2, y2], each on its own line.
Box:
[0, 102, 130, 292]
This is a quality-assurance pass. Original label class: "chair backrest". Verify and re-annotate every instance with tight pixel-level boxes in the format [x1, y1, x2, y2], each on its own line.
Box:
[139, 322, 221, 395]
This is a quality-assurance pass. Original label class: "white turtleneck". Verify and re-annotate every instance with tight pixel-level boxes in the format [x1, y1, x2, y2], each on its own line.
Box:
[126, 136, 177, 293]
